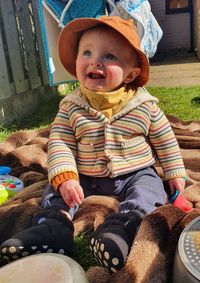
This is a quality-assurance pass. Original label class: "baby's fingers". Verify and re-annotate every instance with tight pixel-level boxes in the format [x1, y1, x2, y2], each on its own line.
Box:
[77, 186, 84, 201]
[70, 189, 82, 205]
[62, 192, 74, 207]
[169, 178, 185, 194]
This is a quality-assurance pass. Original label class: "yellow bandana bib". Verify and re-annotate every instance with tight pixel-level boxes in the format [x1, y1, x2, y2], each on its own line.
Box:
[81, 85, 136, 119]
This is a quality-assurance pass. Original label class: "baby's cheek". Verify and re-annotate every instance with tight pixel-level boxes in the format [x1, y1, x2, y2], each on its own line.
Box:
[107, 65, 124, 82]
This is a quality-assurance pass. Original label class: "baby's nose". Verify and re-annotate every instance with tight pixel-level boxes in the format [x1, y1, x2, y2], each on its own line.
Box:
[90, 58, 102, 67]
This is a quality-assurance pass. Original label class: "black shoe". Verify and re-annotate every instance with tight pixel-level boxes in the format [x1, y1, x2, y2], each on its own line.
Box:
[0, 210, 74, 265]
[89, 210, 144, 273]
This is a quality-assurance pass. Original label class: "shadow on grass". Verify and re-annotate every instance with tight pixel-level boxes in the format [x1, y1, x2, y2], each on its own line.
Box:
[4, 95, 61, 132]
[191, 97, 200, 107]
[3, 82, 80, 133]
[0, 94, 62, 141]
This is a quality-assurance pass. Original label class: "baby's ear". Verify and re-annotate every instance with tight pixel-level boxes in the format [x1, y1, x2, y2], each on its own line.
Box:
[124, 68, 141, 84]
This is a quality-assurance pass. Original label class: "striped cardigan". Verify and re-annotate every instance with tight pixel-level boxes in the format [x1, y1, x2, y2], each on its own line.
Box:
[48, 87, 186, 183]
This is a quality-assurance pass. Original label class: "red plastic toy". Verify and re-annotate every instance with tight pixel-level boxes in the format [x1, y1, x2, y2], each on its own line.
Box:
[170, 190, 192, 212]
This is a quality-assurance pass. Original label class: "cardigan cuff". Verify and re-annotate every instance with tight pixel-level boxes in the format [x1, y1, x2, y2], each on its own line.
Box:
[51, 171, 79, 190]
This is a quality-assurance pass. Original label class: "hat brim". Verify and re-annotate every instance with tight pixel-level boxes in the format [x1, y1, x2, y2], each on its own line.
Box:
[58, 17, 149, 87]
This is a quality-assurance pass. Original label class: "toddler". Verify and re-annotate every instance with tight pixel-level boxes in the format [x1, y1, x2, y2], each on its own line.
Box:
[0, 16, 186, 272]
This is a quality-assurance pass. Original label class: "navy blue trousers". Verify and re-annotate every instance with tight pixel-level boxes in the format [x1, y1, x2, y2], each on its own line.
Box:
[42, 166, 167, 218]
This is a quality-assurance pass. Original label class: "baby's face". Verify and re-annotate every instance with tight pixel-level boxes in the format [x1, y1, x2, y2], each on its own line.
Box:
[76, 26, 140, 92]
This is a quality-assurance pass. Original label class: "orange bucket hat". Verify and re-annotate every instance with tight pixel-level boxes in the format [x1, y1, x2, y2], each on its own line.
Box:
[58, 16, 149, 87]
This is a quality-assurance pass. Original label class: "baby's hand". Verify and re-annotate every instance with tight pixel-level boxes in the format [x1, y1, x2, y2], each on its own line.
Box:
[168, 177, 186, 195]
[59, 179, 84, 208]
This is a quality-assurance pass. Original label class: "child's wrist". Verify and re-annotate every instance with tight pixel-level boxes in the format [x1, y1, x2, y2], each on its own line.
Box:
[51, 171, 78, 189]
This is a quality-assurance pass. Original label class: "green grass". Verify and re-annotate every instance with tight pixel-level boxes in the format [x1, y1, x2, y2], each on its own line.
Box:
[148, 86, 200, 120]
[0, 83, 82, 142]
[0, 94, 61, 142]
[0, 126, 13, 142]
[74, 233, 96, 270]
[1, 86, 200, 141]
[2, 85, 200, 128]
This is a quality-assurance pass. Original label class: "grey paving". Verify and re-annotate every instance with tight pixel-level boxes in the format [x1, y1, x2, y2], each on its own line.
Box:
[147, 51, 200, 87]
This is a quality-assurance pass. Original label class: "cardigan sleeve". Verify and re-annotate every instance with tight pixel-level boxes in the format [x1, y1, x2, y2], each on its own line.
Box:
[47, 103, 78, 184]
[148, 102, 186, 180]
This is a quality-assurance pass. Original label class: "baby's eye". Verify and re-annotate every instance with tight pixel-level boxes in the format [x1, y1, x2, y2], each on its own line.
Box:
[83, 50, 91, 56]
[105, 53, 117, 60]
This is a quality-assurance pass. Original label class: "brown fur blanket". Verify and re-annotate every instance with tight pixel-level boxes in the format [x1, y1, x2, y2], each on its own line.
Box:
[0, 115, 200, 283]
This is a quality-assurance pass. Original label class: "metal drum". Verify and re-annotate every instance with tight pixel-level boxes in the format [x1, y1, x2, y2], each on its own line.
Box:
[173, 216, 200, 282]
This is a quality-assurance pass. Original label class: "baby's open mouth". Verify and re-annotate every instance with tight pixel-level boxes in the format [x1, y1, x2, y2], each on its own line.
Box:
[87, 72, 105, 79]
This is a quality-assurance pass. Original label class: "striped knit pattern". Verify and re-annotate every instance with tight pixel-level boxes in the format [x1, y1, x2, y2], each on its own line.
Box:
[48, 88, 186, 183]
